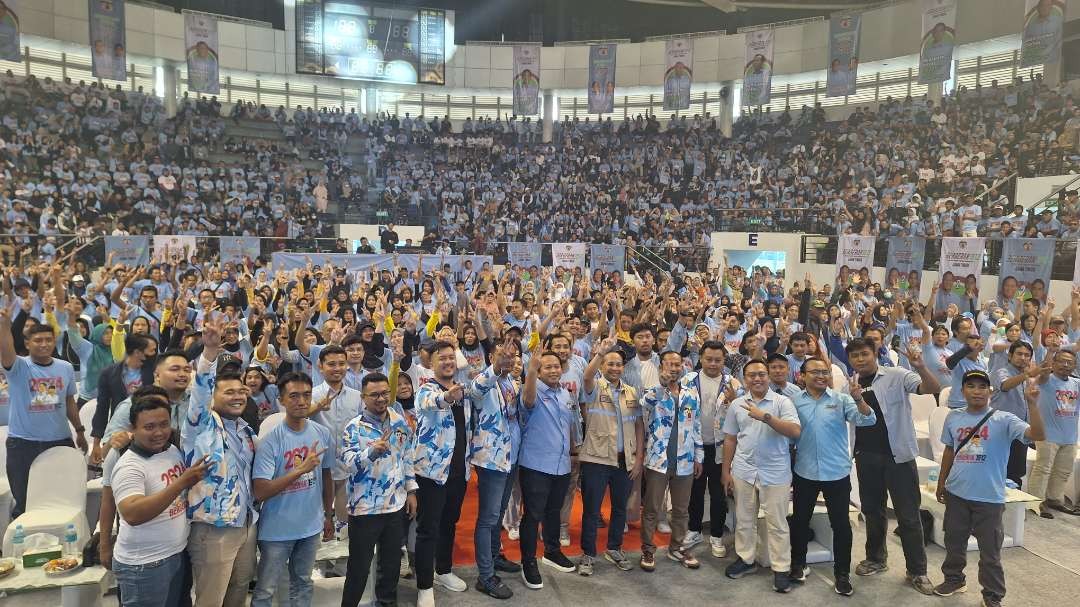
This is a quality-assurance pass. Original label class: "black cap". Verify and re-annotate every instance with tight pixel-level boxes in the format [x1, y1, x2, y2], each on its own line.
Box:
[961, 369, 991, 386]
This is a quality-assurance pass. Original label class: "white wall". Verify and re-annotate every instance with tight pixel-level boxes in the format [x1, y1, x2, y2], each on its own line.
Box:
[12, 0, 1079, 94]
[709, 231, 1076, 309]
[1016, 175, 1080, 209]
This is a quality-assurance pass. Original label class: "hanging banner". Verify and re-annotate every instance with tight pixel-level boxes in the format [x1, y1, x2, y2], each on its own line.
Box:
[590, 244, 626, 274]
[663, 37, 693, 111]
[940, 236, 985, 288]
[919, 0, 957, 84]
[1073, 247, 1080, 289]
[184, 12, 220, 94]
[886, 237, 927, 299]
[742, 29, 774, 107]
[105, 235, 150, 267]
[838, 234, 872, 276]
[507, 241, 543, 269]
[1020, 0, 1065, 68]
[270, 253, 493, 274]
[512, 45, 541, 116]
[89, 0, 126, 81]
[587, 44, 617, 114]
[0, 0, 19, 61]
[826, 14, 860, 98]
[551, 243, 588, 271]
[219, 236, 262, 264]
[1000, 238, 1053, 303]
[152, 235, 197, 262]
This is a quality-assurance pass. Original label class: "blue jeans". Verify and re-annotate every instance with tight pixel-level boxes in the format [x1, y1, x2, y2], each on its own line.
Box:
[114, 552, 185, 607]
[251, 533, 321, 607]
[474, 465, 515, 579]
[580, 461, 632, 557]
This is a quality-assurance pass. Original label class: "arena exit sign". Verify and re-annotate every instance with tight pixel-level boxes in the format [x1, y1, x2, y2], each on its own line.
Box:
[748, 234, 758, 246]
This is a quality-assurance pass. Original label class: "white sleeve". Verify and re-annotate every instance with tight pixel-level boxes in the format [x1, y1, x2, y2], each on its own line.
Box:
[111, 457, 147, 502]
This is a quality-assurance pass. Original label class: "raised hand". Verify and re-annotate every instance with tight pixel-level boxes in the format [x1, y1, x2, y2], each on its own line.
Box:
[294, 441, 325, 475]
[180, 455, 212, 488]
[369, 429, 393, 457]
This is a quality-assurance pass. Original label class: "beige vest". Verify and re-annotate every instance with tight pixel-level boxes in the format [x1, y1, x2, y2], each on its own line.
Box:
[580, 377, 640, 468]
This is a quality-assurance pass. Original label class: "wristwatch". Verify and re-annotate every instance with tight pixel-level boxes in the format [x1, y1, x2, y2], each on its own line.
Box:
[762, 413, 772, 422]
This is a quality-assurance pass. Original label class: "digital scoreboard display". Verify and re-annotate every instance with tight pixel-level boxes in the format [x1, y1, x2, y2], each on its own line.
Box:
[296, 1, 446, 85]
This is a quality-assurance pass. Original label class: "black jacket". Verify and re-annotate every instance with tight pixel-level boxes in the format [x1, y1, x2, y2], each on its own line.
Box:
[90, 360, 156, 439]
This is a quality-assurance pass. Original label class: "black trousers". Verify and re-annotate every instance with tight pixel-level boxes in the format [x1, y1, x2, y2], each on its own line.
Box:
[413, 473, 466, 590]
[342, 510, 404, 607]
[688, 444, 728, 536]
[519, 466, 571, 562]
[1006, 440, 1029, 489]
[5, 436, 75, 518]
[790, 474, 853, 575]
[855, 451, 927, 576]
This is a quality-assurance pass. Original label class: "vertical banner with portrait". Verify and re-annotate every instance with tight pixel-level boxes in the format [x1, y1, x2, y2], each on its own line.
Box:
[836, 235, 876, 289]
[1020, 0, 1065, 68]
[89, 0, 127, 81]
[507, 241, 543, 269]
[0, 0, 19, 61]
[152, 235, 198, 263]
[919, 0, 957, 84]
[185, 12, 220, 94]
[551, 243, 588, 271]
[742, 29, 774, 107]
[937, 237, 984, 311]
[219, 236, 262, 265]
[999, 238, 1053, 304]
[587, 44, 617, 114]
[826, 14, 860, 98]
[886, 237, 927, 299]
[589, 244, 626, 274]
[105, 235, 150, 267]
[512, 45, 541, 116]
[663, 37, 692, 111]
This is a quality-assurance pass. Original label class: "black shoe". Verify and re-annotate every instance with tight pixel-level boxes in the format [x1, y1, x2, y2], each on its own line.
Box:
[835, 574, 854, 596]
[476, 575, 513, 599]
[541, 551, 576, 573]
[494, 554, 521, 573]
[521, 559, 543, 590]
[725, 558, 758, 579]
[789, 564, 809, 583]
[774, 571, 793, 593]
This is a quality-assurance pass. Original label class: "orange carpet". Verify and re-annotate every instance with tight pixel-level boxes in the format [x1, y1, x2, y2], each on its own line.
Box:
[451, 475, 670, 565]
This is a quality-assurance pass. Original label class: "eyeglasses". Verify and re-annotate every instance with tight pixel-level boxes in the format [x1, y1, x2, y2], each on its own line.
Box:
[806, 370, 832, 377]
[364, 391, 392, 401]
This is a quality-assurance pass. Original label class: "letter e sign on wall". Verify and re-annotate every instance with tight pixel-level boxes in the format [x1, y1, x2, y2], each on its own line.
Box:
[748, 233, 759, 247]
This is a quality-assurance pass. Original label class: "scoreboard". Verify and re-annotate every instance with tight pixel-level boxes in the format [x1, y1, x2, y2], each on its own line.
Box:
[296, 1, 446, 86]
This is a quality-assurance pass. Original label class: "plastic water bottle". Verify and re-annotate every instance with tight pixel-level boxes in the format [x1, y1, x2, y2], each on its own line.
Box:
[11, 524, 25, 568]
[928, 467, 939, 491]
[63, 524, 79, 558]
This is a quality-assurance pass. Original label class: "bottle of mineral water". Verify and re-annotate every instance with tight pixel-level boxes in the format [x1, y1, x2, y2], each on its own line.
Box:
[63, 524, 79, 558]
[11, 525, 25, 569]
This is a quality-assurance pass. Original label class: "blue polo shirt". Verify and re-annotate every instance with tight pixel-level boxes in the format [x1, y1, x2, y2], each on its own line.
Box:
[793, 388, 877, 481]
[519, 381, 575, 476]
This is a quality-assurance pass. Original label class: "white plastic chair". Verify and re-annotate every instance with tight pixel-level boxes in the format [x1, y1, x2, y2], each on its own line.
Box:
[2, 446, 90, 555]
[0, 425, 10, 534]
[938, 386, 952, 408]
[928, 407, 951, 463]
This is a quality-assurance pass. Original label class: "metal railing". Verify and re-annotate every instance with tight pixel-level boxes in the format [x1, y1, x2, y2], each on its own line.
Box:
[1027, 174, 1080, 219]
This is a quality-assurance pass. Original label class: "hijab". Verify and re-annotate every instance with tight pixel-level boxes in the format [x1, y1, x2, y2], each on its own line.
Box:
[84, 323, 115, 394]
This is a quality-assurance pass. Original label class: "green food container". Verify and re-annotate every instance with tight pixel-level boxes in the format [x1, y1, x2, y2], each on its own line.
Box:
[23, 547, 62, 568]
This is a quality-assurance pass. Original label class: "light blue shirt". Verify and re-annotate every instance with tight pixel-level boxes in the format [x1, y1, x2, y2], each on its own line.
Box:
[1037, 374, 1080, 445]
[253, 420, 333, 541]
[941, 409, 1028, 503]
[861, 366, 925, 463]
[793, 388, 876, 481]
[948, 356, 986, 409]
[4, 356, 77, 442]
[722, 390, 800, 486]
[519, 381, 576, 476]
[989, 365, 1027, 421]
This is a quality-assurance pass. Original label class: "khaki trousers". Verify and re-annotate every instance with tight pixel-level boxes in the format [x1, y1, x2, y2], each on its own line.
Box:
[1028, 441, 1077, 504]
[733, 477, 791, 573]
[640, 468, 693, 551]
[187, 522, 258, 607]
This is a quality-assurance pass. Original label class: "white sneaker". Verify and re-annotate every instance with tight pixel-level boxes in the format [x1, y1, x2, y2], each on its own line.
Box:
[658, 521, 672, 534]
[682, 530, 704, 550]
[710, 537, 727, 558]
[400, 550, 413, 579]
[508, 526, 520, 540]
[559, 529, 571, 547]
[434, 571, 467, 592]
[417, 587, 435, 607]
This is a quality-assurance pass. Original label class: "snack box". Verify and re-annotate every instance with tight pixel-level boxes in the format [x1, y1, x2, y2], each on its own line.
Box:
[23, 547, 62, 568]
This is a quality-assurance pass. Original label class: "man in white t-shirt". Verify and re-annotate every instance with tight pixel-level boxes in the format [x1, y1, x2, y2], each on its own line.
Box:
[112, 395, 208, 606]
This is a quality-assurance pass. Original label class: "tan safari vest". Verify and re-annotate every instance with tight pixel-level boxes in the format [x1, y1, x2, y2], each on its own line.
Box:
[580, 377, 641, 467]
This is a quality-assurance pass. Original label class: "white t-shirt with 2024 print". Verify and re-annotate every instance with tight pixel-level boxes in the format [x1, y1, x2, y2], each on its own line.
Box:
[111, 445, 190, 565]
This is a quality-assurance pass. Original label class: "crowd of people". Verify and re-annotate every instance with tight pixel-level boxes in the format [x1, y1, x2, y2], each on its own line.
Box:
[1, 241, 1077, 607]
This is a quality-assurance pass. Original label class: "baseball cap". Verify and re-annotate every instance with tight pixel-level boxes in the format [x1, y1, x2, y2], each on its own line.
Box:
[811, 299, 826, 308]
[961, 369, 991, 386]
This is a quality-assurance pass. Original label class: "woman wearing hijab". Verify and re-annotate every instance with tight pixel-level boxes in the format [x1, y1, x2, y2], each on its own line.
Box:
[64, 312, 119, 408]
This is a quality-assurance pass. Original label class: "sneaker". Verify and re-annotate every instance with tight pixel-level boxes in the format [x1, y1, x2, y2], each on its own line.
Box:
[774, 571, 793, 593]
[667, 547, 700, 569]
[834, 574, 854, 596]
[682, 530, 704, 550]
[417, 588, 435, 607]
[789, 564, 809, 583]
[541, 551, 576, 573]
[933, 580, 968, 597]
[434, 571, 467, 592]
[494, 553, 521, 573]
[507, 526, 520, 540]
[604, 549, 633, 571]
[1046, 500, 1080, 515]
[709, 537, 727, 558]
[640, 548, 656, 572]
[854, 560, 888, 576]
[400, 550, 413, 579]
[476, 576, 513, 600]
[520, 559, 543, 590]
[982, 597, 1003, 607]
[658, 520, 672, 534]
[578, 554, 594, 576]
[908, 574, 935, 596]
[725, 558, 758, 579]
[559, 528, 571, 547]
